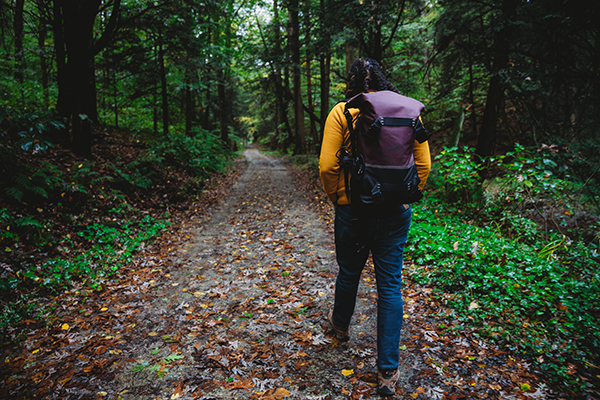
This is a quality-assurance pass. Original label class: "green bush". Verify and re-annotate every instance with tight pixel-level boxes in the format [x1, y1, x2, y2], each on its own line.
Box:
[145, 130, 230, 178]
[407, 202, 600, 394]
[435, 146, 482, 203]
[0, 208, 50, 248]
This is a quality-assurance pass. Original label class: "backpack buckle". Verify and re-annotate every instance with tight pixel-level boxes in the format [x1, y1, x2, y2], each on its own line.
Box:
[371, 183, 384, 204]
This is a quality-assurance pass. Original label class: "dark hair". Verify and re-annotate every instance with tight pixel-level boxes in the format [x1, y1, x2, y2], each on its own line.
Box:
[346, 58, 400, 98]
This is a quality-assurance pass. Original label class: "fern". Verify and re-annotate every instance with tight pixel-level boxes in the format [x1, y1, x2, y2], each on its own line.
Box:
[4, 186, 24, 202]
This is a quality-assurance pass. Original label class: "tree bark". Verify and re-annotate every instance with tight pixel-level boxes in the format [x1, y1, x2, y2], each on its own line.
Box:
[14, 0, 24, 85]
[476, 0, 516, 161]
[185, 64, 193, 136]
[158, 41, 169, 137]
[289, 0, 306, 154]
[318, 0, 330, 148]
[62, 0, 101, 157]
[345, 40, 358, 89]
[37, 0, 49, 107]
[271, 0, 292, 148]
[218, 81, 228, 146]
[304, 0, 318, 152]
[54, 0, 121, 156]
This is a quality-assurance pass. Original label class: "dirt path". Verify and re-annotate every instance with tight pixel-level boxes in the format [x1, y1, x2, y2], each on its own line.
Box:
[1, 147, 551, 400]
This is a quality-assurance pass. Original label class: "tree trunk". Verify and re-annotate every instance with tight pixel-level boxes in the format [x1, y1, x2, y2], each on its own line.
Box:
[158, 41, 169, 137]
[37, 0, 49, 107]
[468, 35, 476, 138]
[53, 0, 69, 119]
[53, 0, 120, 156]
[113, 60, 119, 128]
[217, 81, 228, 146]
[272, 0, 292, 149]
[372, 19, 383, 62]
[153, 82, 158, 135]
[14, 0, 24, 85]
[304, 0, 317, 152]
[345, 40, 358, 90]
[185, 64, 193, 136]
[318, 0, 330, 148]
[289, 0, 306, 154]
[476, 0, 516, 161]
[62, 0, 101, 157]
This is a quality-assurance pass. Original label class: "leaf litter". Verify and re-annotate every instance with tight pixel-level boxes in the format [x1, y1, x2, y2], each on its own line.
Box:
[0, 146, 555, 399]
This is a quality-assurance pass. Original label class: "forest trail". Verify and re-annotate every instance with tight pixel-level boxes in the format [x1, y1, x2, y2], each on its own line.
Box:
[1, 147, 550, 400]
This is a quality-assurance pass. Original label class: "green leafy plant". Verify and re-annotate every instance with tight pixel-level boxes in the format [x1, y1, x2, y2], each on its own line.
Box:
[435, 146, 482, 203]
[0, 208, 49, 246]
[17, 209, 168, 292]
[4, 161, 64, 202]
[108, 158, 154, 191]
[145, 130, 230, 178]
[407, 203, 599, 393]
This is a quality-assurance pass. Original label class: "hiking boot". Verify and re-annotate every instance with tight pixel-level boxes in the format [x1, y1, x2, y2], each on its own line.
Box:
[327, 307, 349, 342]
[377, 367, 399, 396]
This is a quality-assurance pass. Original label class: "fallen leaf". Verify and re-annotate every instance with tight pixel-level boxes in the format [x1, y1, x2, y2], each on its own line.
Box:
[61, 323, 69, 330]
[341, 369, 354, 376]
[148, 332, 159, 336]
[274, 388, 290, 399]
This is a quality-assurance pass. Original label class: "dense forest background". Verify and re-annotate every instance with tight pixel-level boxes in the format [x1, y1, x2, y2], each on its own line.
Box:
[1, 0, 599, 397]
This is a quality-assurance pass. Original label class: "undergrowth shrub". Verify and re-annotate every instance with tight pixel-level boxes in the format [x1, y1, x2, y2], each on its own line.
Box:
[435, 146, 482, 204]
[0, 208, 50, 247]
[1, 108, 66, 204]
[145, 130, 230, 178]
[109, 158, 155, 191]
[407, 204, 599, 394]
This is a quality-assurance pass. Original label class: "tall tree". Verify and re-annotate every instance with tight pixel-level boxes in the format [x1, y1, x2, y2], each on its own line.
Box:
[13, 0, 24, 85]
[53, 0, 121, 157]
[288, 0, 306, 153]
[344, 0, 409, 63]
[476, 0, 516, 159]
[318, 0, 331, 147]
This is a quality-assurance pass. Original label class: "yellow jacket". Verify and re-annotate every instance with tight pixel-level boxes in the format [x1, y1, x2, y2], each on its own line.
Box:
[319, 101, 431, 205]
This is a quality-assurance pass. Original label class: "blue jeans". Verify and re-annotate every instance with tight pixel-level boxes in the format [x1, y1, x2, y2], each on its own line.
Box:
[332, 203, 411, 371]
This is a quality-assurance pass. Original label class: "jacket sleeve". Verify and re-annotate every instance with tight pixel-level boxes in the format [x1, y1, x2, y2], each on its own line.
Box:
[319, 103, 350, 205]
[414, 139, 431, 190]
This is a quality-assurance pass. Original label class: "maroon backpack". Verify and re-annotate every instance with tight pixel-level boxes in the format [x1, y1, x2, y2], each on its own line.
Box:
[341, 90, 429, 207]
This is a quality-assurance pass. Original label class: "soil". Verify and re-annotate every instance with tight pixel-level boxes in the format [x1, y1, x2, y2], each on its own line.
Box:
[0, 146, 553, 400]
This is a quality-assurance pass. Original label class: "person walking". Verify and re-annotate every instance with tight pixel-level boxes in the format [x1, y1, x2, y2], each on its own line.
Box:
[319, 58, 431, 396]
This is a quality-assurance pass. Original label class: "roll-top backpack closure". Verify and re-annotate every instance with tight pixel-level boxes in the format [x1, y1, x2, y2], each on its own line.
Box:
[342, 90, 428, 206]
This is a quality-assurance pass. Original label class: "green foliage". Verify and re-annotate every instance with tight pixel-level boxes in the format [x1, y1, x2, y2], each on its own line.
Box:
[4, 161, 65, 202]
[407, 203, 599, 393]
[492, 144, 573, 204]
[0, 108, 67, 204]
[0, 208, 49, 246]
[144, 130, 230, 179]
[0, 108, 64, 154]
[435, 146, 482, 203]
[18, 207, 168, 292]
[108, 158, 154, 191]
[70, 161, 111, 192]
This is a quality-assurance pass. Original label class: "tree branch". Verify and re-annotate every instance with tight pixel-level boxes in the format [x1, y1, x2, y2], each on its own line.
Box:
[91, 0, 121, 56]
